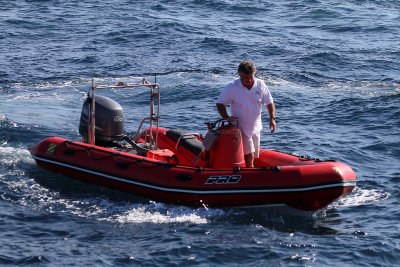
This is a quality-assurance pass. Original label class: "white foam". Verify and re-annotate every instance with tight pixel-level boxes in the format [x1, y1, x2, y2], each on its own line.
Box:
[112, 207, 206, 224]
[0, 146, 34, 165]
[333, 187, 390, 208]
[7, 171, 215, 224]
[109, 202, 220, 224]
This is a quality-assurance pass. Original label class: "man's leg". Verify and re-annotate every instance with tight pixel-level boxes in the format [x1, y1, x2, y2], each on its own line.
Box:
[244, 152, 254, 168]
[242, 132, 258, 168]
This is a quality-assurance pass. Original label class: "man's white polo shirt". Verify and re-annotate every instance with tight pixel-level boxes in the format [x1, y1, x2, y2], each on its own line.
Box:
[216, 78, 273, 137]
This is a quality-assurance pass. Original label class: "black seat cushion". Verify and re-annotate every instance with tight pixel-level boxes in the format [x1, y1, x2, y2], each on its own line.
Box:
[165, 129, 203, 155]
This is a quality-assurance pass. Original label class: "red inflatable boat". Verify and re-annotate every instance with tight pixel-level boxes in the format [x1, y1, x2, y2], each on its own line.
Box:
[29, 80, 356, 211]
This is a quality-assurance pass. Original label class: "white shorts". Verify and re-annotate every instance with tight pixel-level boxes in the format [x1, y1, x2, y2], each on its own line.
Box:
[241, 132, 260, 158]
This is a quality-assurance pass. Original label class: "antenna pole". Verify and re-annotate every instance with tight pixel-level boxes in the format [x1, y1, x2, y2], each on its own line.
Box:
[90, 79, 96, 145]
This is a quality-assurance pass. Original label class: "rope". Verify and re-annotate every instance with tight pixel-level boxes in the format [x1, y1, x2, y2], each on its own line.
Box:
[61, 140, 284, 172]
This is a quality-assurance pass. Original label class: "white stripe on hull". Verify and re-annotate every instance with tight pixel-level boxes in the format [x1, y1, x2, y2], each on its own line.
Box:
[33, 155, 356, 195]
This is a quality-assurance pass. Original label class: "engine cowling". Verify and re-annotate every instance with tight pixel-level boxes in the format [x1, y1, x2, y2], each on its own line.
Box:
[79, 95, 124, 145]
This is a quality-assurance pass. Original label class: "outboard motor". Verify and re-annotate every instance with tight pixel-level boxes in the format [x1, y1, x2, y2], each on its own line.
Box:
[79, 95, 124, 146]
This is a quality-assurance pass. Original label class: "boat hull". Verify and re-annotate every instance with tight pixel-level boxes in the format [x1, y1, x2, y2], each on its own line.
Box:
[29, 137, 356, 211]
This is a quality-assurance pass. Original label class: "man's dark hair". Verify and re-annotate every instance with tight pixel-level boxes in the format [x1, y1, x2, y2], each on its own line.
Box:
[238, 61, 256, 74]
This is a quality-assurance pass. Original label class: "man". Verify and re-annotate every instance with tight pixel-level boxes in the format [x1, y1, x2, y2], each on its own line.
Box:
[216, 61, 276, 167]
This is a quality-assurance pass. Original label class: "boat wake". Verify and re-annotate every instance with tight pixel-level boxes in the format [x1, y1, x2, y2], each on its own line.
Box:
[108, 202, 216, 224]
[333, 186, 390, 208]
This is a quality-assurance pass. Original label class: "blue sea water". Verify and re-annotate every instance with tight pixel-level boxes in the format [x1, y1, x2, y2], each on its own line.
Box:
[1, 0, 400, 265]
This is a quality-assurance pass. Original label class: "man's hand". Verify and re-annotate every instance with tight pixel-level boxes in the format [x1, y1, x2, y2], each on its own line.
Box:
[269, 117, 276, 133]
[226, 116, 237, 123]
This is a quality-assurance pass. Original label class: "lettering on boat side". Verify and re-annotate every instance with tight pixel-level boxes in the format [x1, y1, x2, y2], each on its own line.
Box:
[205, 175, 241, 185]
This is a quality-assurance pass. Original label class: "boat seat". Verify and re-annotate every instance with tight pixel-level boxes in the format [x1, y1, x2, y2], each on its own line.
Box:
[165, 129, 203, 156]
